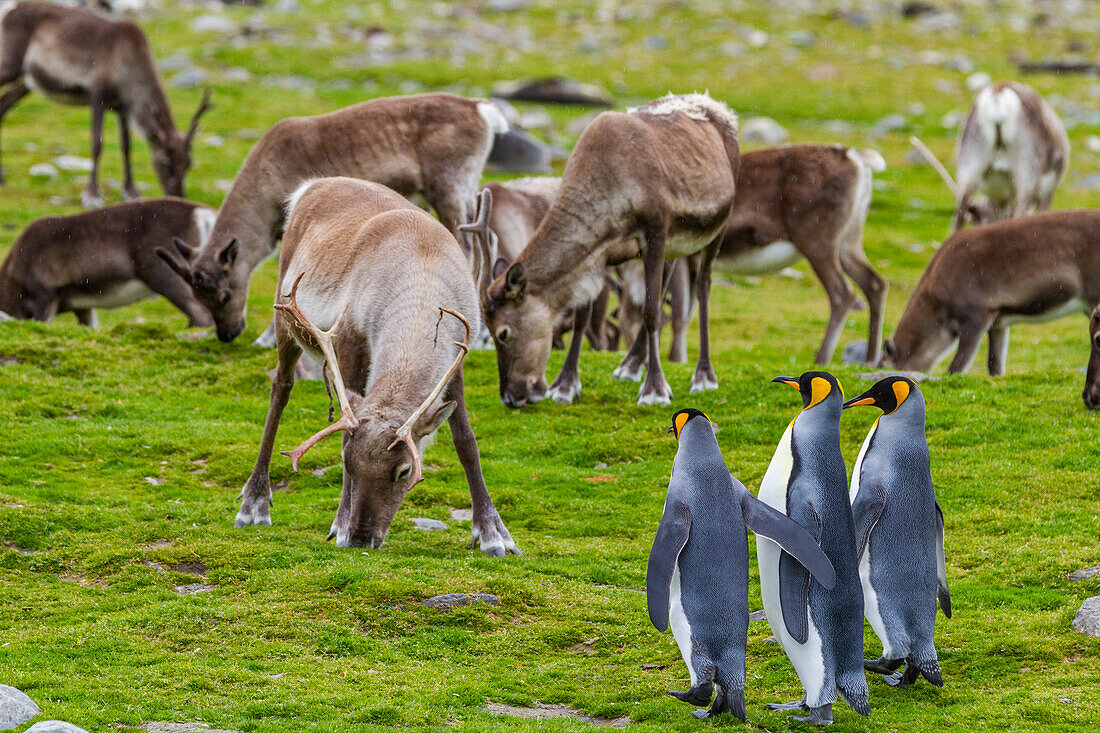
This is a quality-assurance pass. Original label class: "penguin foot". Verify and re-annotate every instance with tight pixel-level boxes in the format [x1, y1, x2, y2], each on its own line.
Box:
[864, 656, 903, 675]
[766, 698, 807, 712]
[790, 704, 833, 726]
[691, 709, 710, 719]
[883, 662, 921, 689]
[669, 681, 713, 707]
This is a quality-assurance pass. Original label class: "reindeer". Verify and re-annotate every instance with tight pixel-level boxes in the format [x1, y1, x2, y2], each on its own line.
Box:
[157, 93, 509, 344]
[0, 197, 213, 326]
[234, 177, 518, 555]
[1084, 306, 1100, 409]
[910, 81, 1068, 236]
[615, 144, 888, 367]
[484, 93, 739, 407]
[0, 1, 212, 206]
[884, 210, 1100, 380]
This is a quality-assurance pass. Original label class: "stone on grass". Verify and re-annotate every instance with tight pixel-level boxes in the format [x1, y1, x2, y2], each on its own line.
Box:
[966, 71, 992, 92]
[170, 67, 208, 88]
[410, 517, 447, 531]
[449, 508, 473, 522]
[1069, 566, 1100, 582]
[1071, 596, 1100, 636]
[740, 117, 788, 144]
[141, 725, 244, 733]
[0, 684, 39, 730]
[53, 155, 93, 172]
[842, 340, 869, 365]
[29, 163, 58, 179]
[420, 592, 499, 608]
[173, 583, 214, 595]
[484, 702, 629, 728]
[872, 113, 908, 136]
[487, 128, 551, 173]
[26, 723, 90, 733]
[171, 561, 207, 576]
[190, 14, 236, 34]
[493, 78, 612, 106]
[1077, 173, 1100, 191]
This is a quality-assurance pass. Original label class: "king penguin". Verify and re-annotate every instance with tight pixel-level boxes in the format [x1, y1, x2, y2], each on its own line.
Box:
[844, 376, 951, 688]
[647, 408, 836, 721]
[757, 372, 870, 726]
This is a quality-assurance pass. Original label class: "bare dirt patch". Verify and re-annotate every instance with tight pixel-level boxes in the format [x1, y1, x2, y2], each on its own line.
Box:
[485, 702, 629, 727]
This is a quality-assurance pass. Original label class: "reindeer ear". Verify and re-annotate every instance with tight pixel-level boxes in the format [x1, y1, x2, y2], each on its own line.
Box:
[172, 237, 195, 260]
[420, 400, 457, 437]
[156, 245, 193, 283]
[504, 262, 526, 300]
[219, 238, 239, 267]
[492, 256, 511, 281]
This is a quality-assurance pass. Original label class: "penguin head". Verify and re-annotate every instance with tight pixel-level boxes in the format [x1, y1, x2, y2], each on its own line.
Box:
[772, 371, 845, 411]
[843, 376, 919, 414]
[669, 408, 712, 440]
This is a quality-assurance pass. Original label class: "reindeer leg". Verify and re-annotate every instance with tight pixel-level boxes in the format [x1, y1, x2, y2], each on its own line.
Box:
[73, 308, 97, 328]
[638, 231, 673, 406]
[236, 335, 302, 527]
[987, 323, 1009, 376]
[547, 300, 592, 404]
[586, 282, 610, 351]
[82, 91, 106, 208]
[947, 312, 993, 374]
[118, 111, 140, 201]
[447, 366, 520, 557]
[0, 79, 29, 185]
[840, 228, 888, 365]
[804, 241, 857, 366]
[668, 258, 690, 363]
[690, 241, 720, 392]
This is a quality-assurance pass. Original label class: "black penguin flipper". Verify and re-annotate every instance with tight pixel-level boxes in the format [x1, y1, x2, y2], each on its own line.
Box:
[646, 499, 692, 632]
[779, 549, 811, 644]
[935, 500, 951, 618]
[738, 481, 836, 589]
[851, 482, 887, 564]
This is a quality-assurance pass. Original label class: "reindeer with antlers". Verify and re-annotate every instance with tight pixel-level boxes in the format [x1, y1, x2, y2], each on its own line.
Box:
[0, 1, 213, 205]
[235, 176, 518, 556]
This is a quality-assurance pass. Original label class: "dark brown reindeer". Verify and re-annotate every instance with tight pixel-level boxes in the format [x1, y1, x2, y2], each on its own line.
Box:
[884, 211, 1100, 387]
[484, 93, 740, 407]
[613, 144, 890, 369]
[235, 176, 518, 555]
[0, 1, 212, 206]
[0, 197, 213, 326]
[158, 93, 509, 344]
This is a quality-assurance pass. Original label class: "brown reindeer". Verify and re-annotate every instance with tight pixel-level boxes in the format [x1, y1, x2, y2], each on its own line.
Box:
[0, 1, 212, 206]
[158, 93, 509, 343]
[0, 197, 213, 326]
[884, 210, 1100, 379]
[615, 144, 889, 368]
[484, 93, 740, 407]
[911, 82, 1068, 236]
[235, 176, 518, 555]
[1084, 306, 1100, 409]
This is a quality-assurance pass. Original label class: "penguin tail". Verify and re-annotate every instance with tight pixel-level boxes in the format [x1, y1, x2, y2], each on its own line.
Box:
[712, 674, 746, 722]
[836, 672, 871, 717]
[912, 655, 943, 687]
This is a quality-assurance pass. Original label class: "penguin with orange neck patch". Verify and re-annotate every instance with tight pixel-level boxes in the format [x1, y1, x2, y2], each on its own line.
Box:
[647, 408, 835, 721]
[757, 372, 869, 726]
[844, 376, 951, 688]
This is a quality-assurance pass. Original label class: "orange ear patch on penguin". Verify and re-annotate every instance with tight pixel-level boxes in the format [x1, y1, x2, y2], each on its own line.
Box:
[670, 408, 711, 439]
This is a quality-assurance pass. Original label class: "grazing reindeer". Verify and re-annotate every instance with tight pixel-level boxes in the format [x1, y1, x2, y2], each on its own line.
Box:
[0, 198, 213, 326]
[884, 210, 1100, 379]
[157, 93, 509, 343]
[0, 1, 213, 206]
[617, 144, 888, 365]
[484, 93, 739, 407]
[235, 177, 518, 556]
[911, 82, 1068, 235]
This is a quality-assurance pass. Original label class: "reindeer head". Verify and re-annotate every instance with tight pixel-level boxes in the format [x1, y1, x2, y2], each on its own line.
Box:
[1083, 306, 1100, 410]
[156, 234, 245, 341]
[277, 275, 471, 547]
[485, 258, 553, 408]
[153, 89, 213, 197]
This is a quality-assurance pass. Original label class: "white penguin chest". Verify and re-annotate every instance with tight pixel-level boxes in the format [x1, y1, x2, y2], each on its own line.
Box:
[759, 420, 795, 511]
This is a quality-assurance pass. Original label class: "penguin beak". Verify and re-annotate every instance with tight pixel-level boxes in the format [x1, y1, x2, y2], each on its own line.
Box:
[843, 395, 877, 409]
[667, 423, 676, 435]
[771, 376, 800, 391]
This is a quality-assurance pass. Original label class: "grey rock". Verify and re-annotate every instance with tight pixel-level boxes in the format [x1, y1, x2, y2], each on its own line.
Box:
[26, 723, 90, 733]
[158, 54, 193, 72]
[223, 67, 252, 83]
[966, 71, 992, 92]
[642, 34, 668, 50]
[173, 583, 215, 595]
[141, 725, 244, 733]
[873, 113, 909, 135]
[1071, 596, 1100, 635]
[144, 561, 167, 573]
[53, 155, 93, 172]
[202, 135, 225, 148]
[917, 12, 959, 32]
[743, 28, 768, 48]
[493, 78, 612, 106]
[941, 110, 963, 130]
[410, 517, 447, 531]
[820, 119, 856, 134]
[487, 128, 551, 173]
[483, 702, 628, 728]
[488, 0, 530, 11]
[944, 56, 974, 73]
[420, 592, 500, 608]
[1069, 566, 1100, 582]
[171, 561, 207, 577]
[0, 684, 40, 730]
[449, 508, 473, 522]
[1078, 173, 1100, 190]
[843, 12, 870, 27]
[29, 163, 58, 179]
[273, 0, 300, 12]
[740, 116, 788, 144]
[788, 30, 817, 47]
[311, 464, 339, 478]
[748, 609, 767, 622]
[190, 14, 237, 34]
[842, 340, 869, 364]
[171, 68, 208, 89]
[565, 111, 600, 137]
[261, 75, 315, 91]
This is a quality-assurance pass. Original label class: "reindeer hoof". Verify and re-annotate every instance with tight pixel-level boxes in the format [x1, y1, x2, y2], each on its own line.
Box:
[81, 190, 104, 208]
[637, 378, 672, 406]
[547, 378, 581, 404]
[690, 370, 719, 393]
[612, 362, 643, 382]
[472, 509, 521, 557]
[234, 493, 272, 527]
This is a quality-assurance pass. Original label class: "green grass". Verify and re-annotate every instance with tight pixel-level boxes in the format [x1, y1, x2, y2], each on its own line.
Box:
[1, 1, 1099, 731]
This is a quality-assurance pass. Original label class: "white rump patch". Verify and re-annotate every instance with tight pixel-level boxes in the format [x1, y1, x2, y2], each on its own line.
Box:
[849, 148, 886, 174]
[0, 1, 16, 23]
[477, 101, 509, 135]
[975, 85, 1023, 148]
[192, 206, 217, 247]
[628, 92, 738, 131]
[285, 179, 320, 220]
